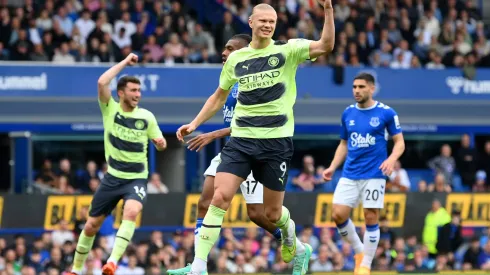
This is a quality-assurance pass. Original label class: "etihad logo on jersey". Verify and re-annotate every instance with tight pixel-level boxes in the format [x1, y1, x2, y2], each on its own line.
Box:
[351, 132, 376, 148]
[238, 70, 280, 89]
[446, 77, 490, 95]
[113, 125, 144, 141]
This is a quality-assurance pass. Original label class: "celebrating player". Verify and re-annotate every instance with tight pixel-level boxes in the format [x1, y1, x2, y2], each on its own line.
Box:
[176, 1, 334, 275]
[168, 34, 306, 275]
[69, 53, 167, 275]
[323, 73, 405, 275]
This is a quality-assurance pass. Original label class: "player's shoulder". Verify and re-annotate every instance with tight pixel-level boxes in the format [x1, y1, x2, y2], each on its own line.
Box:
[376, 102, 397, 114]
[136, 107, 156, 118]
[343, 104, 356, 113]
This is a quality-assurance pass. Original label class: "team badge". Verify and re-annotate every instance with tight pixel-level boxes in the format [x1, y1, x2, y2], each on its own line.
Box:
[232, 87, 238, 98]
[135, 120, 145, 130]
[369, 117, 380, 127]
[268, 56, 279, 67]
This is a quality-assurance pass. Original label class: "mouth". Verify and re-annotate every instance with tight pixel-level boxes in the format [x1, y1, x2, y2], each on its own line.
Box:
[260, 29, 272, 35]
[222, 57, 226, 64]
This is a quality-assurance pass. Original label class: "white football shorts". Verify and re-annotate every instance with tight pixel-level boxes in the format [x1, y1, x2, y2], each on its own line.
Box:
[332, 177, 386, 209]
[203, 153, 263, 204]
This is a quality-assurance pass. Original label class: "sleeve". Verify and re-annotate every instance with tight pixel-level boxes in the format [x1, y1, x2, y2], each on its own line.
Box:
[385, 108, 402, 136]
[147, 112, 163, 140]
[340, 111, 348, 140]
[98, 97, 117, 118]
[219, 56, 237, 91]
[287, 39, 317, 64]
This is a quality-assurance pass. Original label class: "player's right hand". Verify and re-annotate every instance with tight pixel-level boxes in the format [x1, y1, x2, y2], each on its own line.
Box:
[125, 53, 138, 66]
[176, 123, 196, 143]
[323, 167, 335, 181]
[187, 133, 215, 152]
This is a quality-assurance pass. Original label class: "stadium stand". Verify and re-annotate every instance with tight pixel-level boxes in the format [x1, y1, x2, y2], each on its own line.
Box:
[0, 0, 489, 274]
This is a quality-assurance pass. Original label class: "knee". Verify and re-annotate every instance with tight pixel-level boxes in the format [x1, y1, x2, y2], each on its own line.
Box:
[123, 205, 142, 221]
[84, 218, 102, 236]
[364, 209, 379, 225]
[332, 206, 349, 225]
[211, 189, 233, 210]
[264, 205, 282, 224]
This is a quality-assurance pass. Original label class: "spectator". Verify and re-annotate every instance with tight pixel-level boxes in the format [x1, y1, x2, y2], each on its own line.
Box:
[426, 51, 445, 69]
[388, 160, 411, 192]
[164, 33, 184, 61]
[112, 27, 132, 51]
[74, 9, 95, 45]
[114, 12, 136, 40]
[213, 11, 238, 53]
[423, 199, 451, 258]
[436, 210, 463, 256]
[479, 240, 490, 270]
[427, 144, 456, 186]
[463, 237, 482, 270]
[292, 155, 319, 191]
[53, 6, 73, 37]
[310, 244, 334, 272]
[473, 170, 487, 192]
[116, 254, 145, 275]
[417, 180, 428, 192]
[428, 173, 452, 193]
[52, 42, 75, 64]
[379, 216, 396, 245]
[142, 35, 164, 63]
[147, 172, 169, 194]
[51, 220, 75, 247]
[30, 43, 49, 61]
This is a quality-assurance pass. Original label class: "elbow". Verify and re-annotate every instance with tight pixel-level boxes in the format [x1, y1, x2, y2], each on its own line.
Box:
[324, 41, 335, 54]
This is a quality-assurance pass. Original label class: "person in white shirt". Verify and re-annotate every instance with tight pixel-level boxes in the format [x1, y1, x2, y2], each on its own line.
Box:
[389, 160, 411, 192]
[116, 255, 144, 275]
[75, 9, 95, 45]
[114, 12, 136, 39]
[147, 172, 169, 194]
[226, 253, 256, 273]
[51, 219, 75, 247]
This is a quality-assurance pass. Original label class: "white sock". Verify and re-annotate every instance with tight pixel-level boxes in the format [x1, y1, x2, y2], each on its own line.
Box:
[361, 223, 380, 268]
[191, 257, 207, 272]
[281, 218, 296, 246]
[295, 237, 305, 254]
[336, 219, 363, 254]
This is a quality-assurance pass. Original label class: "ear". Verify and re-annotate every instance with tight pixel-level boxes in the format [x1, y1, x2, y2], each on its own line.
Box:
[248, 16, 253, 29]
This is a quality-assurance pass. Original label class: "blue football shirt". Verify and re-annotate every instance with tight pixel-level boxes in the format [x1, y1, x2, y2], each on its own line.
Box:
[340, 101, 402, 179]
[223, 83, 238, 128]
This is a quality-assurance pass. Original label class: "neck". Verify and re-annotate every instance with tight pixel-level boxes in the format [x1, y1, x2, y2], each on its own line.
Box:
[357, 99, 376, 109]
[250, 37, 271, 49]
[120, 102, 135, 112]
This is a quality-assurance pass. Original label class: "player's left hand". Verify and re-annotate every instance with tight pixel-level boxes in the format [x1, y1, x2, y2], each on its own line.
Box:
[176, 123, 196, 143]
[152, 137, 167, 151]
[379, 158, 396, 176]
[187, 132, 215, 152]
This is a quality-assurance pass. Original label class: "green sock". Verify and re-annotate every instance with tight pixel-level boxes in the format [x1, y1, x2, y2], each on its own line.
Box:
[196, 205, 226, 261]
[108, 220, 136, 264]
[275, 206, 291, 230]
[72, 230, 95, 273]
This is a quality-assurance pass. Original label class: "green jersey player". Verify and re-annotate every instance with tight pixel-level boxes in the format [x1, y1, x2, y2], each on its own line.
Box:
[176, 1, 335, 275]
[69, 53, 167, 275]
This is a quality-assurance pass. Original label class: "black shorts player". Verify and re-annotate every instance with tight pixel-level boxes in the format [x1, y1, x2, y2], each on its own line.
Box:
[217, 137, 293, 191]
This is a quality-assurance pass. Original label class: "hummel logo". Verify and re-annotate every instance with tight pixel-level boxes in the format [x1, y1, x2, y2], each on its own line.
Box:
[349, 120, 355, 126]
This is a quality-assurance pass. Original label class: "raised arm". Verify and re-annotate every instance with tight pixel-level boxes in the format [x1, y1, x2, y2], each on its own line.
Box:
[308, 0, 335, 59]
[97, 53, 138, 104]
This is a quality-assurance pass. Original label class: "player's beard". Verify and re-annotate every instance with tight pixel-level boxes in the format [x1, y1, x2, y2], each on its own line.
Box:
[124, 97, 138, 109]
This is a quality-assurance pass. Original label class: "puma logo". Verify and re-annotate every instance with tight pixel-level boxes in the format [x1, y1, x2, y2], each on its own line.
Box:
[279, 178, 284, 185]
[242, 64, 249, 70]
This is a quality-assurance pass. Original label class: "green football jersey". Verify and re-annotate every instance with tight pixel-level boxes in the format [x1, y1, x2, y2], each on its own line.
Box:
[99, 97, 163, 179]
[219, 39, 314, 139]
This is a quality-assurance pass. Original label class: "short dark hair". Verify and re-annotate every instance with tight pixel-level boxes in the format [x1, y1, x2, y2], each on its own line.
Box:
[354, 73, 375, 84]
[117, 76, 140, 91]
[231, 34, 252, 45]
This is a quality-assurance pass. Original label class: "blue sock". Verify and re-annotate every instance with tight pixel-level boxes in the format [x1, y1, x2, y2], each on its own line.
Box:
[195, 218, 204, 236]
[272, 228, 282, 241]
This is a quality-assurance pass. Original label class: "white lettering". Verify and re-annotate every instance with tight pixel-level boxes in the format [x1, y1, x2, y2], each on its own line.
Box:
[0, 73, 47, 90]
[350, 132, 376, 148]
[446, 77, 490, 95]
[110, 74, 160, 92]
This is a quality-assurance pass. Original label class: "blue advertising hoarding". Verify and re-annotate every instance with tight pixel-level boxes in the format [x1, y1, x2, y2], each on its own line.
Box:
[1, 64, 490, 100]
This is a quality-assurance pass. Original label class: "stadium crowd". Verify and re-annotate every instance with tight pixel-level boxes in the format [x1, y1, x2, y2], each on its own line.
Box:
[0, 0, 488, 70]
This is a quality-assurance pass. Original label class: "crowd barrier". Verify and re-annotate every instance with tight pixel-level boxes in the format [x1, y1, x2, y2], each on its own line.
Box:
[0, 193, 488, 237]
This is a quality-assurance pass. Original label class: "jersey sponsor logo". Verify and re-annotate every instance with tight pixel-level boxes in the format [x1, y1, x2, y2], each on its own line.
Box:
[223, 106, 234, 123]
[350, 132, 376, 147]
[44, 195, 141, 230]
[446, 194, 490, 227]
[314, 194, 406, 227]
[183, 194, 257, 228]
[238, 70, 281, 89]
[370, 117, 380, 127]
